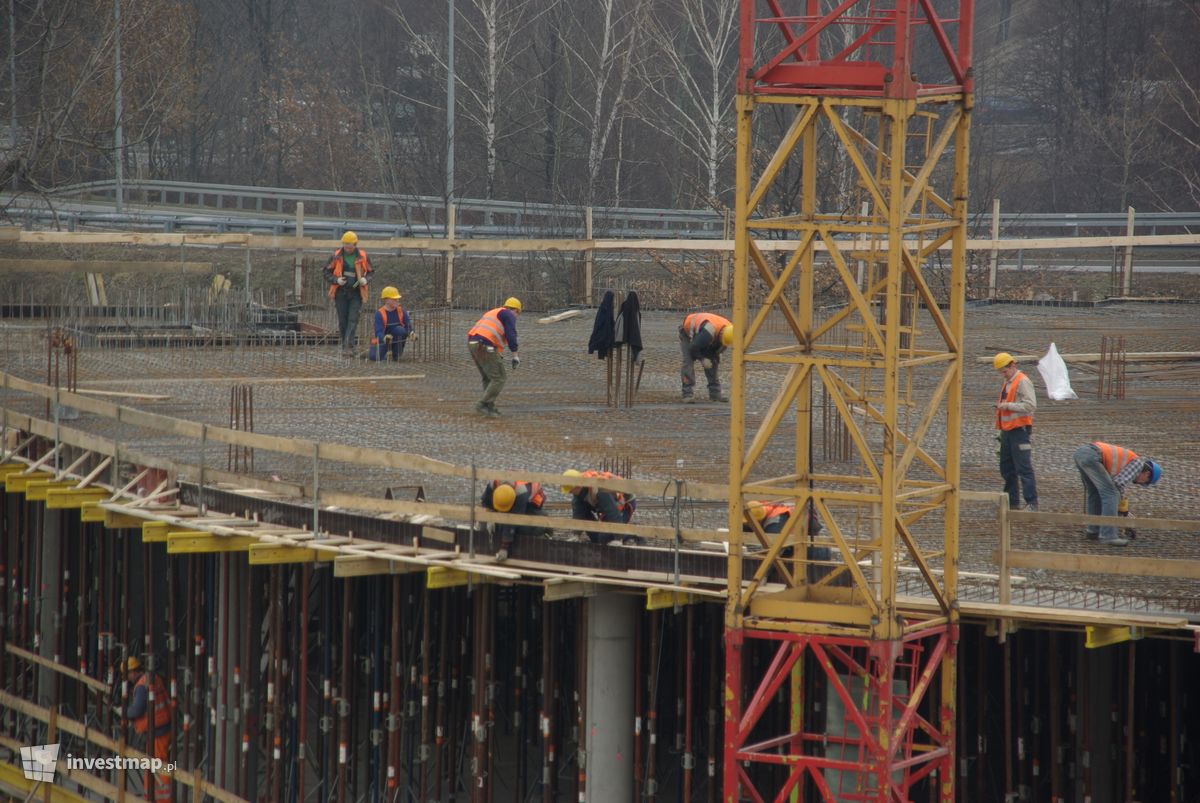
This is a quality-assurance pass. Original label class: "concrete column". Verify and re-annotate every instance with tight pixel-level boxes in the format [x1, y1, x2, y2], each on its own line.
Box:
[584, 592, 636, 802]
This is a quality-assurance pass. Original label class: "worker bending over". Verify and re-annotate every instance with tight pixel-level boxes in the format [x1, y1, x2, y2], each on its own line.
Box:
[562, 469, 638, 545]
[993, 352, 1038, 511]
[481, 479, 548, 561]
[324, 231, 373, 355]
[467, 297, 522, 417]
[680, 312, 733, 403]
[117, 656, 173, 802]
[1073, 441, 1161, 546]
[745, 501, 844, 585]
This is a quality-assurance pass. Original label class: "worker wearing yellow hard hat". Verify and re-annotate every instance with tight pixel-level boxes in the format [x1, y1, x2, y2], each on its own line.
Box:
[994, 351, 1039, 512]
[679, 311, 734, 403]
[115, 654, 174, 800]
[467, 297, 523, 417]
[481, 479, 549, 560]
[369, 286, 413, 362]
[323, 231, 374, 356]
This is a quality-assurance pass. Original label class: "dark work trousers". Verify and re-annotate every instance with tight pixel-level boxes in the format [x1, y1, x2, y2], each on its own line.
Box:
[999, 425, 1038, 508]
[679, 327, 721, 398]
[334, 289, 364, 349]
[469, 340, 507, 408]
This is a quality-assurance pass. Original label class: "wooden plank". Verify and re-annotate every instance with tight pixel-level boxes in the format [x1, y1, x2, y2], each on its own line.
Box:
[167, 533, 258, 553]
[0, 756, 93, 802]
[898, 595, 1191, 630]
[73, 389, 172, 401]
[537, 310, 583, 324]
[5, 644, 109, 693]
[543, 581, 598, 601]
[997, 549, 1200, 580]
[976, 352, 1200, 364]
[248, 544, 330, 565]
[1008, 509, 1200, 534]
[0, 259, 211, 275]
[333, 555, 423, 577]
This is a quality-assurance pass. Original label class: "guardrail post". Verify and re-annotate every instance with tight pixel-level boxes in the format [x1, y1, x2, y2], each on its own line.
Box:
[1122, 205, 1135, 296]
[294, 202, 305, 303]
[988, 198, 1000, 300]
[585, 207, 594, 306]
[445, 203, 456, 306]
[997, 494, 1010, 642]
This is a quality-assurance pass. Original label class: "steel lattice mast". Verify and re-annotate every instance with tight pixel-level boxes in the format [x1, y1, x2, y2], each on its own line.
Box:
[725, 2, 974, 800]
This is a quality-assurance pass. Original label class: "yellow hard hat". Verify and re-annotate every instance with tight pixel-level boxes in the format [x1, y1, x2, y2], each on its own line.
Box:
[380, 286, 401, 300]
[746, 501, 766, 522]
[492, 483, 517, 512]
[720, 325, 735, 347]
[123, 656, 142, 673]
[503, 297, 523, 312]
[341, 231, 358, 246]
[993, 352, 1015, 370]
[560, 469, 583, 495]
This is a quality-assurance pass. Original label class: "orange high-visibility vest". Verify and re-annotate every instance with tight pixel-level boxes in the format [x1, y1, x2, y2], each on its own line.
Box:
[580, 470, 631, 510]
[996, 371, 1034, 430]
[491, 480, 546, 509]
[1093, 442, 1139, 477]
[327, 248, 371, 301]
[683, 312, 731, 338]
[133, 673, 173, 734]
[468, 308, 508, 349]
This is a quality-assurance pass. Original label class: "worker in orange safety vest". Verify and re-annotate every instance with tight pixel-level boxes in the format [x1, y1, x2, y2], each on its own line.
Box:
[993, 352, 1038, 511]
[1073, 441, 1161, 546]
[324, 231, 374, 355]
[467, 297, 522, 417]
[680, 312, 734, 403]
[117, 656, 174, 802]
[561, 469, 638, 545]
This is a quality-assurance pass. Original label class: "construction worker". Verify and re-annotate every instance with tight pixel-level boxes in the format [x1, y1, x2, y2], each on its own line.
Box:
[561, 469, 638, 545]
[993, 352, 1038, 511]
[745, 501, 843, 585]
[481, 480, 548, 560]
[370, 286, 412, 361]
[467, 297, 522, 417]
[1073, 441, 1161, 546]
[117, 656, 173, 802]
[680, 311, 733, 403]
[324, 231, 373, 355]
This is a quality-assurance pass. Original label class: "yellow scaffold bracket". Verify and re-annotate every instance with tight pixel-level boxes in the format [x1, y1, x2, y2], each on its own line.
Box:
[45, 486, 110, 509]
[249, 544, 326, 565]
[167, 532, 259, 554]
[103, 509, 146, 530]
[0, 463, 32, 483]
[9, 475, 65, 497]
[646, 588, 697, 611]
[426, 566, 489, 589]
[140, 521, 181, 542]
[80, 500, 108, 522]
[1085, 625, 1145, 649]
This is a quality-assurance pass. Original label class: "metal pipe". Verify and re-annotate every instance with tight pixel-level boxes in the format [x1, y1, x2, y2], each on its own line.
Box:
[297, 563, 310, 803]
[435, 589, 449, 801]
[683, 605, 695, 800]
[1125, 643, 1135, 803]
[471, 588, 487, 803]
[541, 601, 554, 803]
[646, 610, 659, 803]
[338, 578, 351, 803]
[390, 576, 403, 796]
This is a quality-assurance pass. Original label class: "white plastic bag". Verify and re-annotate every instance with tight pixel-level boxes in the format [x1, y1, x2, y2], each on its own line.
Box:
[1036, 342, 1078, 401]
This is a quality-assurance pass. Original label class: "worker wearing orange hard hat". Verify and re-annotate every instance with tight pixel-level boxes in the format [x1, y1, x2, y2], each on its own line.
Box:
[993, 352, 1038, 512]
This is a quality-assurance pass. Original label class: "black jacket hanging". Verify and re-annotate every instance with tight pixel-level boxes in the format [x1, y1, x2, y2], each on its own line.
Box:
[616, 291, 643, 362]
[587, 290, 616, 359]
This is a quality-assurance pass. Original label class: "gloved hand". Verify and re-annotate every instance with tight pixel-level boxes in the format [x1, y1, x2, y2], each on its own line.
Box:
[511, 356, 521, 370]
[383, 334, 393, 343]
[112, 705, 124, 718]
[336, 276, 347, 286]
[700, 358, 713, 370]
[354, 277, 367, 287]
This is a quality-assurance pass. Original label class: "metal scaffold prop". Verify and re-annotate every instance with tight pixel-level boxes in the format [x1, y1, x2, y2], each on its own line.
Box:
[725, 3, 974, 801]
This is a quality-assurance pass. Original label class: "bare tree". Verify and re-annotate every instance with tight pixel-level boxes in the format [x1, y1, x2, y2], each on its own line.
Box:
[635, 0, 736, 207]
